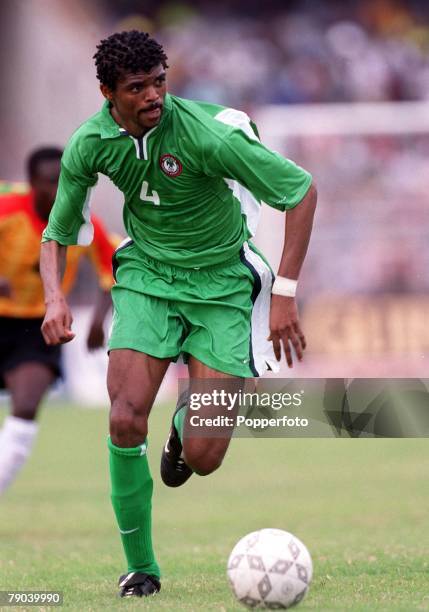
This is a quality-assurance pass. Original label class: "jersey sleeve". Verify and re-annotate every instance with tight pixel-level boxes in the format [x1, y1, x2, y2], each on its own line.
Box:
[202, 128, 312, 211]
[42, 134, 98, 246]
[87, 216, 117, 290]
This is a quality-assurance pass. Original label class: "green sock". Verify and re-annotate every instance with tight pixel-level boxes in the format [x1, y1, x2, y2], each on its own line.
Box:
[173, 404, 187, 444]
[108, 437, 160, 578]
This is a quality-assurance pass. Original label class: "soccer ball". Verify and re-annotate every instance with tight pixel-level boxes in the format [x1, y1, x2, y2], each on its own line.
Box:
[227, 528, 313, 609]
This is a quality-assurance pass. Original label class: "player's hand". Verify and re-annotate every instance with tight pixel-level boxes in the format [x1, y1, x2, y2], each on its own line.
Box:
[41, 296, 75, 345]
[0, 277, 12, 298]
[86, 322, 105, 351]
[268, 295, 306, 368]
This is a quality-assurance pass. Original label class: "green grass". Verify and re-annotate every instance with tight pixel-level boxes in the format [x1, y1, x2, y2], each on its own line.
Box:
[0, 404, 428, 611]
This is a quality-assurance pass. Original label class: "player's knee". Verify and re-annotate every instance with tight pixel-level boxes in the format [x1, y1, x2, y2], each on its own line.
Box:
[193, 455, 223, 476]
[13, 403, 38, 421]
[110, 403, 148, 447]
[184, 445, 224, 476]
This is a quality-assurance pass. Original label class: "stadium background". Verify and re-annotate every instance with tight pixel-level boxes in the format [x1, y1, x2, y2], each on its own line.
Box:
[1, 2, 429, 610]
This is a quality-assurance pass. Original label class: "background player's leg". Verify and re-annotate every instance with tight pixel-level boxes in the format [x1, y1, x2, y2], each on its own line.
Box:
[180, 356, 243, 476]
[107, 349, 171, 581]
[0, 362, 55, 494]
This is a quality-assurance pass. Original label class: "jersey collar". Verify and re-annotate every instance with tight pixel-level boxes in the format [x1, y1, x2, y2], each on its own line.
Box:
[99, 94, 172, 139]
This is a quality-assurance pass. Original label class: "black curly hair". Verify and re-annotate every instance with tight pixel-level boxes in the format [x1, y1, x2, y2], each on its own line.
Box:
[93, 30, 168, 91]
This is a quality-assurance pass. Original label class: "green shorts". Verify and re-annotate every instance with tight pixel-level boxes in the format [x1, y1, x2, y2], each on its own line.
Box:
[108, 240, 277, 377]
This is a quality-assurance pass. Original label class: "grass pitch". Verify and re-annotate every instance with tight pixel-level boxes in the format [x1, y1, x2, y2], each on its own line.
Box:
[0, 403, 428, 611]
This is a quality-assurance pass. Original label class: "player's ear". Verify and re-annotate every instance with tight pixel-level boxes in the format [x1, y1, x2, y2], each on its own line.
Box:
[100, 84, 114, 102]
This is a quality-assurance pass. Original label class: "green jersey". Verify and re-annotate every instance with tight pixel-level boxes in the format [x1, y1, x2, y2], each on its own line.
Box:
[43, 94, 312, 268]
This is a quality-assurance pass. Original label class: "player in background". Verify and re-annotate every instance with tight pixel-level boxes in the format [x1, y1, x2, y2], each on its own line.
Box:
[40, 32, 317, 598]
[0, 147, 115, 496]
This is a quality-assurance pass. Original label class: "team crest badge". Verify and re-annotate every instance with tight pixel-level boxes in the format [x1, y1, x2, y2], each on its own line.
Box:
[160, 154, 182, 177]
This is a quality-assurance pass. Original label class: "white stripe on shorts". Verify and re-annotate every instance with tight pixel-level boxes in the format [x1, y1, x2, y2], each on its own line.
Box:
[241, 242, 279, 376]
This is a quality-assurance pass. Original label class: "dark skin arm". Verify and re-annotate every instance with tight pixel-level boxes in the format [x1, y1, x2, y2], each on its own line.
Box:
[269, 182, 317, 367]
[40, 240, 75, 345]
[41, 240, 112, 348]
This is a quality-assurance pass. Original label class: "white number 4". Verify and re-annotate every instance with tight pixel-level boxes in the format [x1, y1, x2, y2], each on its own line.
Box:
[140, 180, 160, 206]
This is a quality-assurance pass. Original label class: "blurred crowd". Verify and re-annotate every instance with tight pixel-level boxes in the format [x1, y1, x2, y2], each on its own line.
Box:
[284, 132, 429, 298]
[105, 0, 429, 108]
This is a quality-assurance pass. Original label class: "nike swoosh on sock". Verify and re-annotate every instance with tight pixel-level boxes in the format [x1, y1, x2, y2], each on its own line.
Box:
[119, 527, 140, 535]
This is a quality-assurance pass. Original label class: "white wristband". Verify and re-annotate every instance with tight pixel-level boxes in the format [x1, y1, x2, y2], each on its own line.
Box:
[272, 276, 297, 297]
